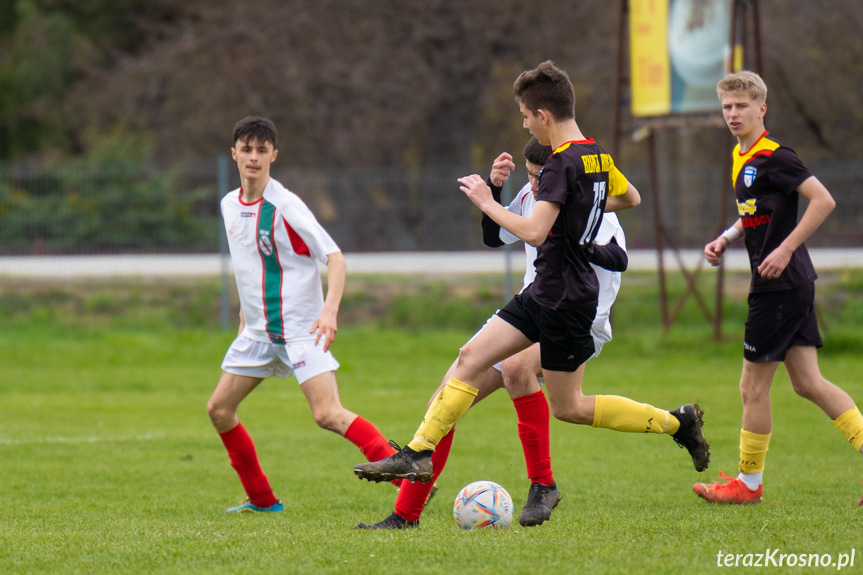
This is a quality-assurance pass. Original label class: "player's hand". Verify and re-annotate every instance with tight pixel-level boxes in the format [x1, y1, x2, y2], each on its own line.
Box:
[488, 153, 515, 187]
[757, 244, 793, 279]
[703, 237, 728, 267]
[458, 174, 493, 211]
[310, 308, 338, 352]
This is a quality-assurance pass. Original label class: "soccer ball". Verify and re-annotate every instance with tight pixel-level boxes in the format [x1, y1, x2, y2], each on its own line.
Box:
[452, 480, 514, 530]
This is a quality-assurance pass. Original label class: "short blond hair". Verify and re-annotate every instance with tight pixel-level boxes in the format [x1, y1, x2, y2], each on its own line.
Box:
[717, 70, 767, 104]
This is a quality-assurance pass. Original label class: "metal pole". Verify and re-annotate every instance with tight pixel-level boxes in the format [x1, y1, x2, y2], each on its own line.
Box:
[613, 0, 628, 160]
[218, 154, 230, 332]
[752, 0, 763, 74]
[649, 131, 670, 330]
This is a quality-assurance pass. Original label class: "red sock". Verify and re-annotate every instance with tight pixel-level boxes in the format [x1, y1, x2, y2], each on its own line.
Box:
[344, 416, 402, 487]
[219, 422, 278, 508]
[513, 390, 554, 486]
[394, 428, 455, 522]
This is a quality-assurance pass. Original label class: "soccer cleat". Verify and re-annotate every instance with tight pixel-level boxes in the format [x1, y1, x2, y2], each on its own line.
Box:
[518, 482, 562, 527]
[693, 471, 762, 504]
[857, 478, 863, 507]
[224, 499, 284, 514]
[355, 512, 419, 530]
[669, 403, 711, 472]
[353, 441, 433, 483]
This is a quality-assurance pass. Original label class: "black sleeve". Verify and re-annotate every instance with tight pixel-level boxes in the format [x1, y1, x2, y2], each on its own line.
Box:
[583, 236, 628, 272]
[481, 177, 506, 248]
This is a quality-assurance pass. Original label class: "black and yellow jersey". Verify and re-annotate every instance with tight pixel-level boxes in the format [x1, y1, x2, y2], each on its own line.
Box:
[528, 138, 628, 310]
[732, 131, 816, 292]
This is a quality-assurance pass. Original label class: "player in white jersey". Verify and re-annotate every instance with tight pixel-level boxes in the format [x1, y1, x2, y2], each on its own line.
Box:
[207, 116, 403, 514]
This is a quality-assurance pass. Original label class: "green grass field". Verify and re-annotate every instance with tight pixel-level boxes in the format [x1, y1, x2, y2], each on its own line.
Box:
[1, 272, 862, 574]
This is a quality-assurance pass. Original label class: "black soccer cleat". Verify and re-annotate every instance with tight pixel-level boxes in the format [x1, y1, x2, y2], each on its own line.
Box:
[670, 403, 711, 472]
[355, 512, 419, 530]
[518, 482, 562, 527]
[353, 441, 434, 483]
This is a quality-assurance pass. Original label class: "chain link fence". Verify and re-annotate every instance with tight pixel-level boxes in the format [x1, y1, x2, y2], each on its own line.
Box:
[1, 157, 861, 257]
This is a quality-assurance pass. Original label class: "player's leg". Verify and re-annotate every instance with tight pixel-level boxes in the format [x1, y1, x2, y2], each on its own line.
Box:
[356, 360, 506, 529]
[353, 315, 532, 483]
[408, 315, 530, 451]
[784, 345, 863, 504]
[502, 346, 550, 488]
[499, 343, 560, 526]
[539, 344, 709, 470]
[208, 370, 263, 433]
[696, 284, 835, 504]
[299, 369, 402, 465]
[280, 340, 399, 464]
[785, 346, 857, 419]
[499, 347, 551, 485]
[694, 359, 777, 504]
[208, 370, 282, 512]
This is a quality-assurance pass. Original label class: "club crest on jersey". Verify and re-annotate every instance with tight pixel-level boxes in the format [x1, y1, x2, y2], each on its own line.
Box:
[743, 165, 757, 187]
[258, 230, 274, 256]
[737, 198, 757, 216]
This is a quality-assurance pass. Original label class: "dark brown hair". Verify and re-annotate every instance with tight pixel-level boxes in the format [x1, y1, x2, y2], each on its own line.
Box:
[232, 116, 278, 148]
[523, 136, 552, 166]
[513, 60, 575, 121]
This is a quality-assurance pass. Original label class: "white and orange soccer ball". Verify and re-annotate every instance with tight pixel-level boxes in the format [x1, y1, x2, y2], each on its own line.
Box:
[452, 480, 514, 530]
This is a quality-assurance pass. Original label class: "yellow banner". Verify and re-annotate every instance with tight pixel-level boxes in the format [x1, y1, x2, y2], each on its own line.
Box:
[629, 0, 671, 117]
[629, 0, 732, 117]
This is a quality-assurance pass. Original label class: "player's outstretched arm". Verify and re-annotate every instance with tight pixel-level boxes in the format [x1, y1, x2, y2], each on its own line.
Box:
[757, 176, 835, 279]
[310, 251, 345, 352]
[459, 174, 558, 247]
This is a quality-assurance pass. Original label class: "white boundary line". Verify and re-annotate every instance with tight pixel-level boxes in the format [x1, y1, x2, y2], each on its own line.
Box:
[0, 249, 860, 278]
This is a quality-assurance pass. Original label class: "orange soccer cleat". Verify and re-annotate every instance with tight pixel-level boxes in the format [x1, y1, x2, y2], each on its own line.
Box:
[693, 471, 762, 504]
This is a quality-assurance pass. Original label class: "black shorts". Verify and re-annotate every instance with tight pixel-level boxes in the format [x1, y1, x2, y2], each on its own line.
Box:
[744, 283, 822, 363]
[497, 292, 596, 372]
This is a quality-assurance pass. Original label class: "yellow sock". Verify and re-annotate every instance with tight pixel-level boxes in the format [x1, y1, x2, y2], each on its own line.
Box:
[739, 429, 771, 474]
[592, 395, 677, 434]
[408, 377, 477, 452]
[832, 407, 863, 452]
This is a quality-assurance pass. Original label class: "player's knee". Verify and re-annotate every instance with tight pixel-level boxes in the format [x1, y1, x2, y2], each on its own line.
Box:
[455, 345, 487, 378]
[739, 379, 768, 404]
[206, 398, 232, 427]
[503, 375, 540, 399]
[790, 377, 819, 400]
[549, 399, 591, 425]
[311, 407, 345, 431]
[501, 357, 532, 381]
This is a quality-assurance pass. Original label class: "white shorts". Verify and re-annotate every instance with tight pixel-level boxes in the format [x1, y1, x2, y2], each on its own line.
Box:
[221, 335, 340, 384]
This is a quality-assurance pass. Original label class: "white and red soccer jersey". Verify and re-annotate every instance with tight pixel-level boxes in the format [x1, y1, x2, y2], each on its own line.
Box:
[497, 183, 539, 290]
[221, 178, 340, 345]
